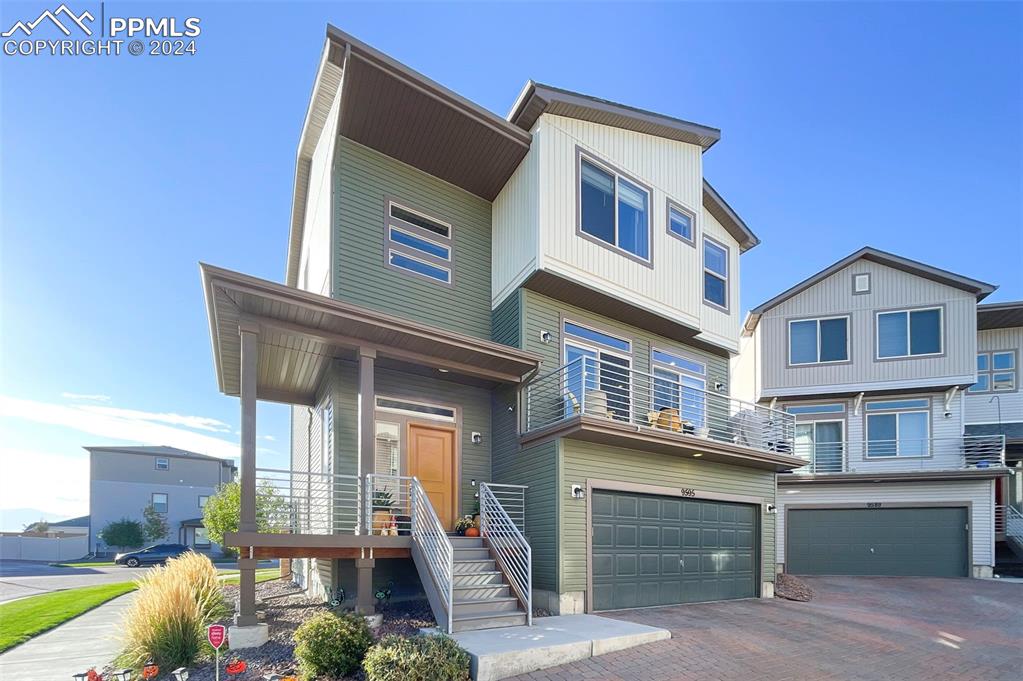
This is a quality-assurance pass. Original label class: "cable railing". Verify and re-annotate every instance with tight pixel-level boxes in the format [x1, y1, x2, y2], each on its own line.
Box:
[479, 482, 532, 626]
[254, 468, 361, 534]
[482, 483, 527, 535]
[364, 474, 414, 535]
[525, 356, 795, 456]
[787, 435, 1006, 475]
[410, 477, 454, 632]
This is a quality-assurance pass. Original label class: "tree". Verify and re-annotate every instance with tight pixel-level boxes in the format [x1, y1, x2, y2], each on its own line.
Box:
[202, 480, 291, 547]
[142, 503, 169, 542]
[22, 520, 50, 534]
[99, 518, 145, 551]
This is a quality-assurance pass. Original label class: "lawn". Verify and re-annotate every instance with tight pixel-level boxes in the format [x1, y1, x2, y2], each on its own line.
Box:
[0, 582, 138, 653]
[219, 568, 280, 585]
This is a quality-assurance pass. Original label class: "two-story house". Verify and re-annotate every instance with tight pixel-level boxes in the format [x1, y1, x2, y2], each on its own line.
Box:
[86, 445, 236, 556]
[737, 247, 1009, 579]
[199, 26, 804, 647]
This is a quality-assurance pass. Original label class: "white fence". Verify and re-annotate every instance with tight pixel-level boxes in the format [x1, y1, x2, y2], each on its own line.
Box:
[0, 535, 89, 561]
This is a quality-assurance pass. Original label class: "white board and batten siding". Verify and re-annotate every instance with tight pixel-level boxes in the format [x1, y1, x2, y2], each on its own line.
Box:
[777, 479, 996, 567]
[491, 113, 742, 354]
[758, 259, 978, 398]
[965, 326, 1023, 425]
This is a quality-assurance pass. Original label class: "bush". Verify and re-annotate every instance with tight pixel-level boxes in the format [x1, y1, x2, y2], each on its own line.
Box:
[99, 518, 144, 552]
[293, 611, 374, 679]
[117, 552, 228, 671]
[363, 634, 471, 681]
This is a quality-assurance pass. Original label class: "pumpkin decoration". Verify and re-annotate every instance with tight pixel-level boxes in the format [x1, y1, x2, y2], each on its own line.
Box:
[86, 669, 102, 681]
[226, 658, 247, 676]
[142, 661, 160, 679]
[465, 526, 480, 537]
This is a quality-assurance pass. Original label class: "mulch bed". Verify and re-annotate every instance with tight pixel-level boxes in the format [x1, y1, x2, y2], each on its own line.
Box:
[775, 573, 814, 602]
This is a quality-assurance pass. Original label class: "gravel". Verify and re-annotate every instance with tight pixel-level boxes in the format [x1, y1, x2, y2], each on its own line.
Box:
[775, 573, 814, 602]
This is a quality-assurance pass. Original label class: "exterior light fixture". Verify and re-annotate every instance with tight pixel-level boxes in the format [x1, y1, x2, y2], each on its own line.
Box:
[471, 432, 482, 444]
[693, 452, 703, 457]
[438, 368, 450, 373]
[172, 668, 190, 681]
[539, 330, 552, 343]
[571, 484, 585, 499]
[111, 670, 134, 681]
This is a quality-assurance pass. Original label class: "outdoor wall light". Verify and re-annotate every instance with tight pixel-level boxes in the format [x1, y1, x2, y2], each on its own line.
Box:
[471, 432, 483, 444]
[540, 330, 552, 343]
[714, 381, 726, 392]
[171, 668, 189, 681]
[766, 504, 778, 514]
[571, 484, 585, 499]
[110, 671, 134, 681]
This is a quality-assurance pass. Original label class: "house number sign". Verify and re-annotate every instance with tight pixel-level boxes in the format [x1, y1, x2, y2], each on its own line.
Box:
[866, 503, 882, 508]
[679, 488, 696, 497]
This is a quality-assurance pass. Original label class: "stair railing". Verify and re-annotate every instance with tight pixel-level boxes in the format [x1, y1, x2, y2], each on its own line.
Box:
[410, 477, 454, 633]
[1007, 506, 1023, 542]
[479, 482, 532, 626]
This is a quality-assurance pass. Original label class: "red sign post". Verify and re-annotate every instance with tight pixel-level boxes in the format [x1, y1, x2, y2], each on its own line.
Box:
[208, 624, 227, 681]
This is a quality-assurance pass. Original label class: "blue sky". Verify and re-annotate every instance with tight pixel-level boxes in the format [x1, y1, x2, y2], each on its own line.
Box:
[1, 2, 1020, 526]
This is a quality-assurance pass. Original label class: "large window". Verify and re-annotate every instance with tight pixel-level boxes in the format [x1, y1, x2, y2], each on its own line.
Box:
[794, 421, 845, 471]
[789, 317, 849, 365]
[386, 200, 452, 285]
[579, 155, 650, 261]
[971, 351, 1016, 393]
[865, 399, 930, 457]
[151, 493, 168, 514]
[563, 321, 632, 420]
[651, 349, 706, 428]
[703, 238, 729, 310]
[876, 307, 942, 359]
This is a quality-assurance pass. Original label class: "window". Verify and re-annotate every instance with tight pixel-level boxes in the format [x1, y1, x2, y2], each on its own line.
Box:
[652, 349, 707, 428]
[376, 397, 456, 421]
[386, 200, 452, 284]
[876, 307, 942, 358]
[865, 399, 930, 457]
[794, 421, 845, 471]
[666, 201, 695, 245]
[853, 273, 871, 294]
[579, 155, 651, 261]
[703, 238, 729, 310]
[198, 495, 209, 509]
[564, 321, 631, 353]
[321, 399, 334, 475]
[375, 422, 401, 477]
[972, 351, 1017, 392]
[789, 317, 849, 365]
[785, 403, 845, 415]
[155, 458, 169, 471]
[563, 322, 633, 421]
[151, 493, 168, 514]
[193, 527, 210, 548]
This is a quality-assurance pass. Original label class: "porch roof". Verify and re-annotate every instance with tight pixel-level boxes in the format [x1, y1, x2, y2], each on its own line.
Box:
[201, 264, 542, 405]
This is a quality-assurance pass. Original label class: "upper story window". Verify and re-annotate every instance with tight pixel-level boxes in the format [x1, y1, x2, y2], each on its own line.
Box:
[578, 154, 651, 262]
[702, 238, 729, 311]
[652, 348, 706, 428]
[563, 320, 633, 420]
[864, 398, 930, 457]
[198, 495, 209, 509]
[785, 403, 846, 415]
[971, 351, 1017, 393]
[666, 201, 695, 246]
[151, 492, 168, 514]
[154, 457, 169, 471]
[385, 200, 452, 285]
[789, 316, 849, 365]
[876, 307, 942, 359]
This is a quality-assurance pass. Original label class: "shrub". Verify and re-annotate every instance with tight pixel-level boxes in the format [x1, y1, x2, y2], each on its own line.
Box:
[363, 634, 471, 681]
[293, 611, 374, 679]
[118, 552, 228, 671]
[99, 518, 144, 551]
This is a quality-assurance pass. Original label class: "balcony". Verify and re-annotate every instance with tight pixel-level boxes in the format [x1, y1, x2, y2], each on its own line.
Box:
[523, 357, 802, 471]
[782, 435, 1006, 477]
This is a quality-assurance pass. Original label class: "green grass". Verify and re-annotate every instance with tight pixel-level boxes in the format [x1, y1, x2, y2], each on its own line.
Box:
[219, 568, 280, 585]
[0, 582, 138, 653]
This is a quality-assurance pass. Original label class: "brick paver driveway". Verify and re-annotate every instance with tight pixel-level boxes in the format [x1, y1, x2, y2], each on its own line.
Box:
[510, 577, 1023, 681]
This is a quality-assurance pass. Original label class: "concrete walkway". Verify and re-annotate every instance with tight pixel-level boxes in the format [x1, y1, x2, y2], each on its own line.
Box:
[0, 593, 134, 681]
[446, 615, 670, 681]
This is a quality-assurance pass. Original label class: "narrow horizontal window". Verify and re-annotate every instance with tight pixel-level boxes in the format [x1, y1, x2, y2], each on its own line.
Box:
[786, 403, 845, 415]
[388, 251, 450, 284]
[579, 155, 651, 261]
[388, 226, 450, 260]
[992, 372, 1016, 391]
[789, 317, 848, 365]
[667, 203, 695, 244]
[376, 397, 455, 421]
[564, 321, 631, 353]
[652, 349, 705, 375]
[703, 238, 729, 309]
[390, 203, 450, 238]
[877, 308, 942, 358]
[865, 398, 930, 412]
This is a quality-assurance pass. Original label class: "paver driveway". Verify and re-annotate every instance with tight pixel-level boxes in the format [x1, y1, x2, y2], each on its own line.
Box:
[509, 577, 1023, 681]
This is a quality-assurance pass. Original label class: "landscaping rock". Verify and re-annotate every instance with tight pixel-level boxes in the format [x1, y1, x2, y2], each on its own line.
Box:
[775, 573, 814, 602]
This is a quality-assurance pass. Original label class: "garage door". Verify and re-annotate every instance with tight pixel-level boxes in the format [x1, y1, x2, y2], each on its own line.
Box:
[787, 507, 968, 577]
[591, 490, 759, 611]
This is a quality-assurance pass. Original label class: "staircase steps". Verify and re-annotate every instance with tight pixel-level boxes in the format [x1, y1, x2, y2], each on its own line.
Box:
[443, 534, 528, 632]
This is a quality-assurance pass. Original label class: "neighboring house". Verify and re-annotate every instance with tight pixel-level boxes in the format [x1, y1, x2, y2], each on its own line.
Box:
[86, 445, 236, 555]
[199, 25, 805, 643]
[46, 515, 90, 536]
[738, 247, 1010, 578]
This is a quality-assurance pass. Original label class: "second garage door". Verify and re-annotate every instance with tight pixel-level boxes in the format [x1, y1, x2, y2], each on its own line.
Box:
[787, 507, 968, 577]
[591, 490, 759, 611]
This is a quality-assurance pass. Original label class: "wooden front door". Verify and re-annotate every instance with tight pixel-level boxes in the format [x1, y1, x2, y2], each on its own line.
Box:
[408, 423, 456, 529]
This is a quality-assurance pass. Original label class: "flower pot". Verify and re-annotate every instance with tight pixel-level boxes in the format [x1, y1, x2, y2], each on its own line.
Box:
[465, 527, 480, 537]
[372, 511, 392, 535]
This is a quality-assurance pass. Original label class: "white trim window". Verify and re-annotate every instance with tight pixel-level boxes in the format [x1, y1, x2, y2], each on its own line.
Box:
[386, 201, 452, 285]
[651, 349, 706, 428]
[155, 457, 169, 471]
[971, 351, 1016, 393]
[579, 155, 651, 261]
[794, 420, 845, 471]
[702, 237, 729, 310]
[563, 321, 633, 421]
[666, 201, 695, 245]
[865, 399, 930, 457]
[876, 307, 942, 359]
[375, 396, 456, 422]
[789, 316, 849, 365]
[151, 492, 169, 514]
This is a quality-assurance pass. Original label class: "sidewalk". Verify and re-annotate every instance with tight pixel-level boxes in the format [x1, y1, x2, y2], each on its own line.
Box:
[0, 592, 134, 681]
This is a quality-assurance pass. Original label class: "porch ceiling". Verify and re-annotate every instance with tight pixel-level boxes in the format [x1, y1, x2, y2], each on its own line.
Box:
[201, 264, 542, 405]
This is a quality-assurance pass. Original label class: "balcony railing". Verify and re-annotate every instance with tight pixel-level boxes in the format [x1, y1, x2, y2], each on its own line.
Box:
[525, 356, 795, 456]
[787, 435, 1006, 475]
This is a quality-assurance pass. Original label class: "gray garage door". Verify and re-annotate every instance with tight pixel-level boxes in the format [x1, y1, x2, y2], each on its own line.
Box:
[591, 490, 759, 611]
[787, 507, 968, 577]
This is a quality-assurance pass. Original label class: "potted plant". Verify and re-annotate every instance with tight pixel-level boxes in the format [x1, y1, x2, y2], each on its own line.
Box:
[454, 516, 473, 536]
[472, 496, 481, 529]
[372, 489, 394, 535]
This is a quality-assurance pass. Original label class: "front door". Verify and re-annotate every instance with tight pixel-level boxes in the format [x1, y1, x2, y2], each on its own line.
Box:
[408, 423, 456, 529]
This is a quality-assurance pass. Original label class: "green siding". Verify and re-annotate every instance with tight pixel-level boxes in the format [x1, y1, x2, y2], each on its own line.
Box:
[334, 137, 493, 339]
[491, 290, 522, 348]
[560, 440, 777, 593]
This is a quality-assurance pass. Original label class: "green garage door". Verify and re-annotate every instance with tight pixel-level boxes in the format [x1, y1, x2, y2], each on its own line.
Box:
[787, 507, 968, 577]
[591, 490, 759, 611]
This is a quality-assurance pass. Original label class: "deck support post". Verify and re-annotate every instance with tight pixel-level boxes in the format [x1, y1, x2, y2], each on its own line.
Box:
[356, 555, 376, 614]
[235, 322, 260, 629]
[358, 347, 376, 533]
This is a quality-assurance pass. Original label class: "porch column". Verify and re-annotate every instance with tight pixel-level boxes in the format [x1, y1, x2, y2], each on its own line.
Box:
[355, 555, 376, 614]
[236, 321, 259, 627]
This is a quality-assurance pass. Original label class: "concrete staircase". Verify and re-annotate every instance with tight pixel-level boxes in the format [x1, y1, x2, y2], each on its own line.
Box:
[450, 535, 528, 632]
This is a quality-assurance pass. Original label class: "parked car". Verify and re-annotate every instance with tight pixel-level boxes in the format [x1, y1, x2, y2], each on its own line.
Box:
[114, 543, 191, 567]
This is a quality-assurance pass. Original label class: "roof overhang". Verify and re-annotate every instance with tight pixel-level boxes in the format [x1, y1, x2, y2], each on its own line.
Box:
[977, 300, 1023, 330]
[779, 468, 1010, 484]
[286, 27, 533, 287]
[702, 180, 760, 252]
[202, 264, 542, 405]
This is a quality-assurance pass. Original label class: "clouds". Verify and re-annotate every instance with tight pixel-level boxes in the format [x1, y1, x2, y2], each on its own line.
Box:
[60, 392, 111, 402]
[77, 405, 232, 433]
[0, 448, 89, 517]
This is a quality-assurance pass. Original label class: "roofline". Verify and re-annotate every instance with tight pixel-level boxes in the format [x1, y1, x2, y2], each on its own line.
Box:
[978, 300, 1023, 311]
[83, 445, 236, 466]
[744, 246, 998, 332]
[702, 180, 760, 252]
